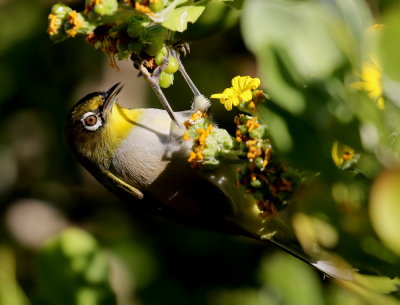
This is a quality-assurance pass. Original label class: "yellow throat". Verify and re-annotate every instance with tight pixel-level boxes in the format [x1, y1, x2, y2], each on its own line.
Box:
[105, 103, 143, 152]
[72, 103, 143, 170]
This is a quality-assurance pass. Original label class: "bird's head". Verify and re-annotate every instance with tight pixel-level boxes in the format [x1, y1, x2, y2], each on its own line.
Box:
[64, 83, 140, 170]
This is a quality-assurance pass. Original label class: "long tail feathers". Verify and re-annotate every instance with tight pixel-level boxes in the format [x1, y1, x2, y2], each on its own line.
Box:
[256, 216, 356, 281]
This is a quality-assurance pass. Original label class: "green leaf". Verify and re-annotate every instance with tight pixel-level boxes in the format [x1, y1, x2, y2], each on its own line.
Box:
[35, 228, 116, 305]
[161, 5, 207, 32]
[221, 0, 244, 10]
[257, 48, 306, 114]
[259, 252, 324, 305]
[0, 247, 30, 305]
[258, 106, 293, 152]
[241, 0, 372, 114]
[380, 7, 400, 83]
[242, 0, 345, 80]
[370, 169, 400, 256]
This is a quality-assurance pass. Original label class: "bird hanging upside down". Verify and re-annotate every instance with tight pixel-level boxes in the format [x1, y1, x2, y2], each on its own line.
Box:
[63, 48, 355, 281]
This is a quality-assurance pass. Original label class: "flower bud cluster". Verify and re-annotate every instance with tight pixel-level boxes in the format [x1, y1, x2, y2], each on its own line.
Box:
[209, 75, 299, 218]
[234, 114, 296, 217]
[47, 0, 168, 62]
[184, 111, 237, 169]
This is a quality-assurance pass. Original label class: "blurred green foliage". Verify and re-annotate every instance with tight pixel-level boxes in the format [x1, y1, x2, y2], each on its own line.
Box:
[1, 0, 400, 305]
[35, 228, 116, 305]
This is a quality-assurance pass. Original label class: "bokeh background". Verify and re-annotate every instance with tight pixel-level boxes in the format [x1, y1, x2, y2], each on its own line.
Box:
[1, 0, 400, 304]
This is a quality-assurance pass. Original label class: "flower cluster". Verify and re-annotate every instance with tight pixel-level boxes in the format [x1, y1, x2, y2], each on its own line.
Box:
[351, 58, 384, 110]
[184, 111, 212, 166]
[183, 110, 236, 169]
[47, 1, 167, 62]
[183, 75, 297, 218]
[351, 24, 385, 110]
[234, 115, 296, 218]
[182, 75, 298, 217]
[46, 0, 208, 64]
[211, 76, 266, 113]
[47, 4, 95, 42]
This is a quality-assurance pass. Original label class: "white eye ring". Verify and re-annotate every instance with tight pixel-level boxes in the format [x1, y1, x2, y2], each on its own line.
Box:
[81, 112, 102, 131]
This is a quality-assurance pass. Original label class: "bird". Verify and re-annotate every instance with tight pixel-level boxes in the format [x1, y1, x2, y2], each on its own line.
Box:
[63, 49, 356, 280]
[64, 82, 248, 232]
[63, 79, 357, 282]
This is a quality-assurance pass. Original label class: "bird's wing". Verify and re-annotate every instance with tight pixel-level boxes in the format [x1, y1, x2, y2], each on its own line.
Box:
[102, 169, 144, 199]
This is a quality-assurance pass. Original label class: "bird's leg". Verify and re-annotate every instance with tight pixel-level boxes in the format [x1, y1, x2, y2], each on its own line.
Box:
[170, 45, 211, 113]
[130, 54, 182, 128]
[170, 44, 201, 97]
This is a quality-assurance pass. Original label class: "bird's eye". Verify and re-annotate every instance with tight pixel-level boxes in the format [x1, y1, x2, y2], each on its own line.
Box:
[81, 112, 102, 131]
[84, 115, 97, 126]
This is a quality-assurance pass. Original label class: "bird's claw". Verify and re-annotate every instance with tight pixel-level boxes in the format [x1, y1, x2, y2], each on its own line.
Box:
[172, 41, 191, 58]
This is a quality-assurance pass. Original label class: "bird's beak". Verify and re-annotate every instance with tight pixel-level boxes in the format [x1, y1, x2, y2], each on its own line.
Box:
[102, 82, 124, 118]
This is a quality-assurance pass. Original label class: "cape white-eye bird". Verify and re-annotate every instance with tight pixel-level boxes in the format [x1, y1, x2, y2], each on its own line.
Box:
[63, 81, 354, 281]
[64, 46, 355, 280]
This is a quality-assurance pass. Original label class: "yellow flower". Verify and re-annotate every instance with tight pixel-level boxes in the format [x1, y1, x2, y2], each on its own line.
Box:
[332, 141, 355, 167]
[66, 11, 82, 37]
[210, 87, 238, 111]
[211, 76, 261, 111]
[135, 2, 153, 15]
[351, 58, 384, 109]
[47, 14, 60, 36]
[246, 116, 260, 132]
[184, 115, 213, 167]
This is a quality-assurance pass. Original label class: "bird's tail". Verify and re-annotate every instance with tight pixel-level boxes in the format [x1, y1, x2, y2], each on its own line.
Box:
[255, 219, 400, 304]
[206, 165, 356, 281]
[257, 216, 355, 281]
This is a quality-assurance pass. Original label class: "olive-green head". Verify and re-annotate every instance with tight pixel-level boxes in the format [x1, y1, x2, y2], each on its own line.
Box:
[64, 83, 124, 169]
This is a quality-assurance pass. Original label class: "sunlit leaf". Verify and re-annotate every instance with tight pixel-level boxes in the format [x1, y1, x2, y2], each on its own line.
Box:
[241, 0, 371, 114]
[242, 0, 344, 79]
[338, 277, 400, 305]
[370, 169, 400, 256]
[35, 228, 116, 305]
[0, 247, 30, 305]
[258, 105, 293, 152]
[259, 252, 324, 305]
[380, 7, 400, 83]
[221, 0, 244, 9]
[160, 1, 209, 32]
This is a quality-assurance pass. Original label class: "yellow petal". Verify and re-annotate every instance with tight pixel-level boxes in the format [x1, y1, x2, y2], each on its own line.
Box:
[376, 97, 385, 110]
[351, 57, 384, 110]
[231, 76, 242, 90]
[223, 87, 236, 95]
[332, 141, 355, 167]
[232, 76, 261, 91]
[248, 77, 261, 90]
[231, 96, 240, 107]
[239, 90, 253, 102]
[210, 93, 227, 99]
[239, 76, 249, 89]
[223, 99, 233, 111]
[362, 65, 381, 83]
